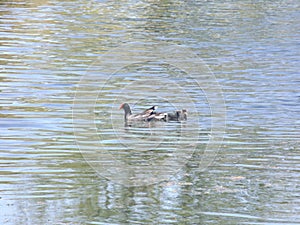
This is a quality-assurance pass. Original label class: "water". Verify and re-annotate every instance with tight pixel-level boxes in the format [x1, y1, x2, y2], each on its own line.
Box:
[0, 0, 299, 224]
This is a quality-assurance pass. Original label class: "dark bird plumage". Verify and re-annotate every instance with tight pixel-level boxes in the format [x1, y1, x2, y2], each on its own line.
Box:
[119, 103, 158, 122]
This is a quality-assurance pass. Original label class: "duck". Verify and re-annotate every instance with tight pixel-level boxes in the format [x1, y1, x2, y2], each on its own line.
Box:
[120, 103, 187, 123]
[119, 103, 158, 122]
[167, 109, 187, 121]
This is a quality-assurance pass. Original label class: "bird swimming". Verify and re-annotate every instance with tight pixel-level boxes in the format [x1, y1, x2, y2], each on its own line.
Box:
[119, 103, 187, 123]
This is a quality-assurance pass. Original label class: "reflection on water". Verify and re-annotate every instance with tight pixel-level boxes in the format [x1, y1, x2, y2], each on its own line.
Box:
[0, 0, 299, 224]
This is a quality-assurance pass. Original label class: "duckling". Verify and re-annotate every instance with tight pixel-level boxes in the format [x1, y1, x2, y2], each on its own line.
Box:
[167, 109, 187, 121]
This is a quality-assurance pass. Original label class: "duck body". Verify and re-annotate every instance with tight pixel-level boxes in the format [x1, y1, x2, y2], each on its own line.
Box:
[152, 112, 168, 122]
[119, 103, 158, 122]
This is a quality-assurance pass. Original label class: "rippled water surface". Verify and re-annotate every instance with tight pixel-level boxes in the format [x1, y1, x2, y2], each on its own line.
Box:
[1, 0, 299, 224]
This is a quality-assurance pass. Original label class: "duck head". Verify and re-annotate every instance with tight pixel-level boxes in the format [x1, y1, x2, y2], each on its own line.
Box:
[119, 103, 132, 121]
[181, 109, 187, 120]
[173, 109, 187, 121]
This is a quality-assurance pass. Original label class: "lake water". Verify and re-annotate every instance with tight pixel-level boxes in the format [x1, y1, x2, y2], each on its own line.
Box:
[0, 0, 299, 224]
